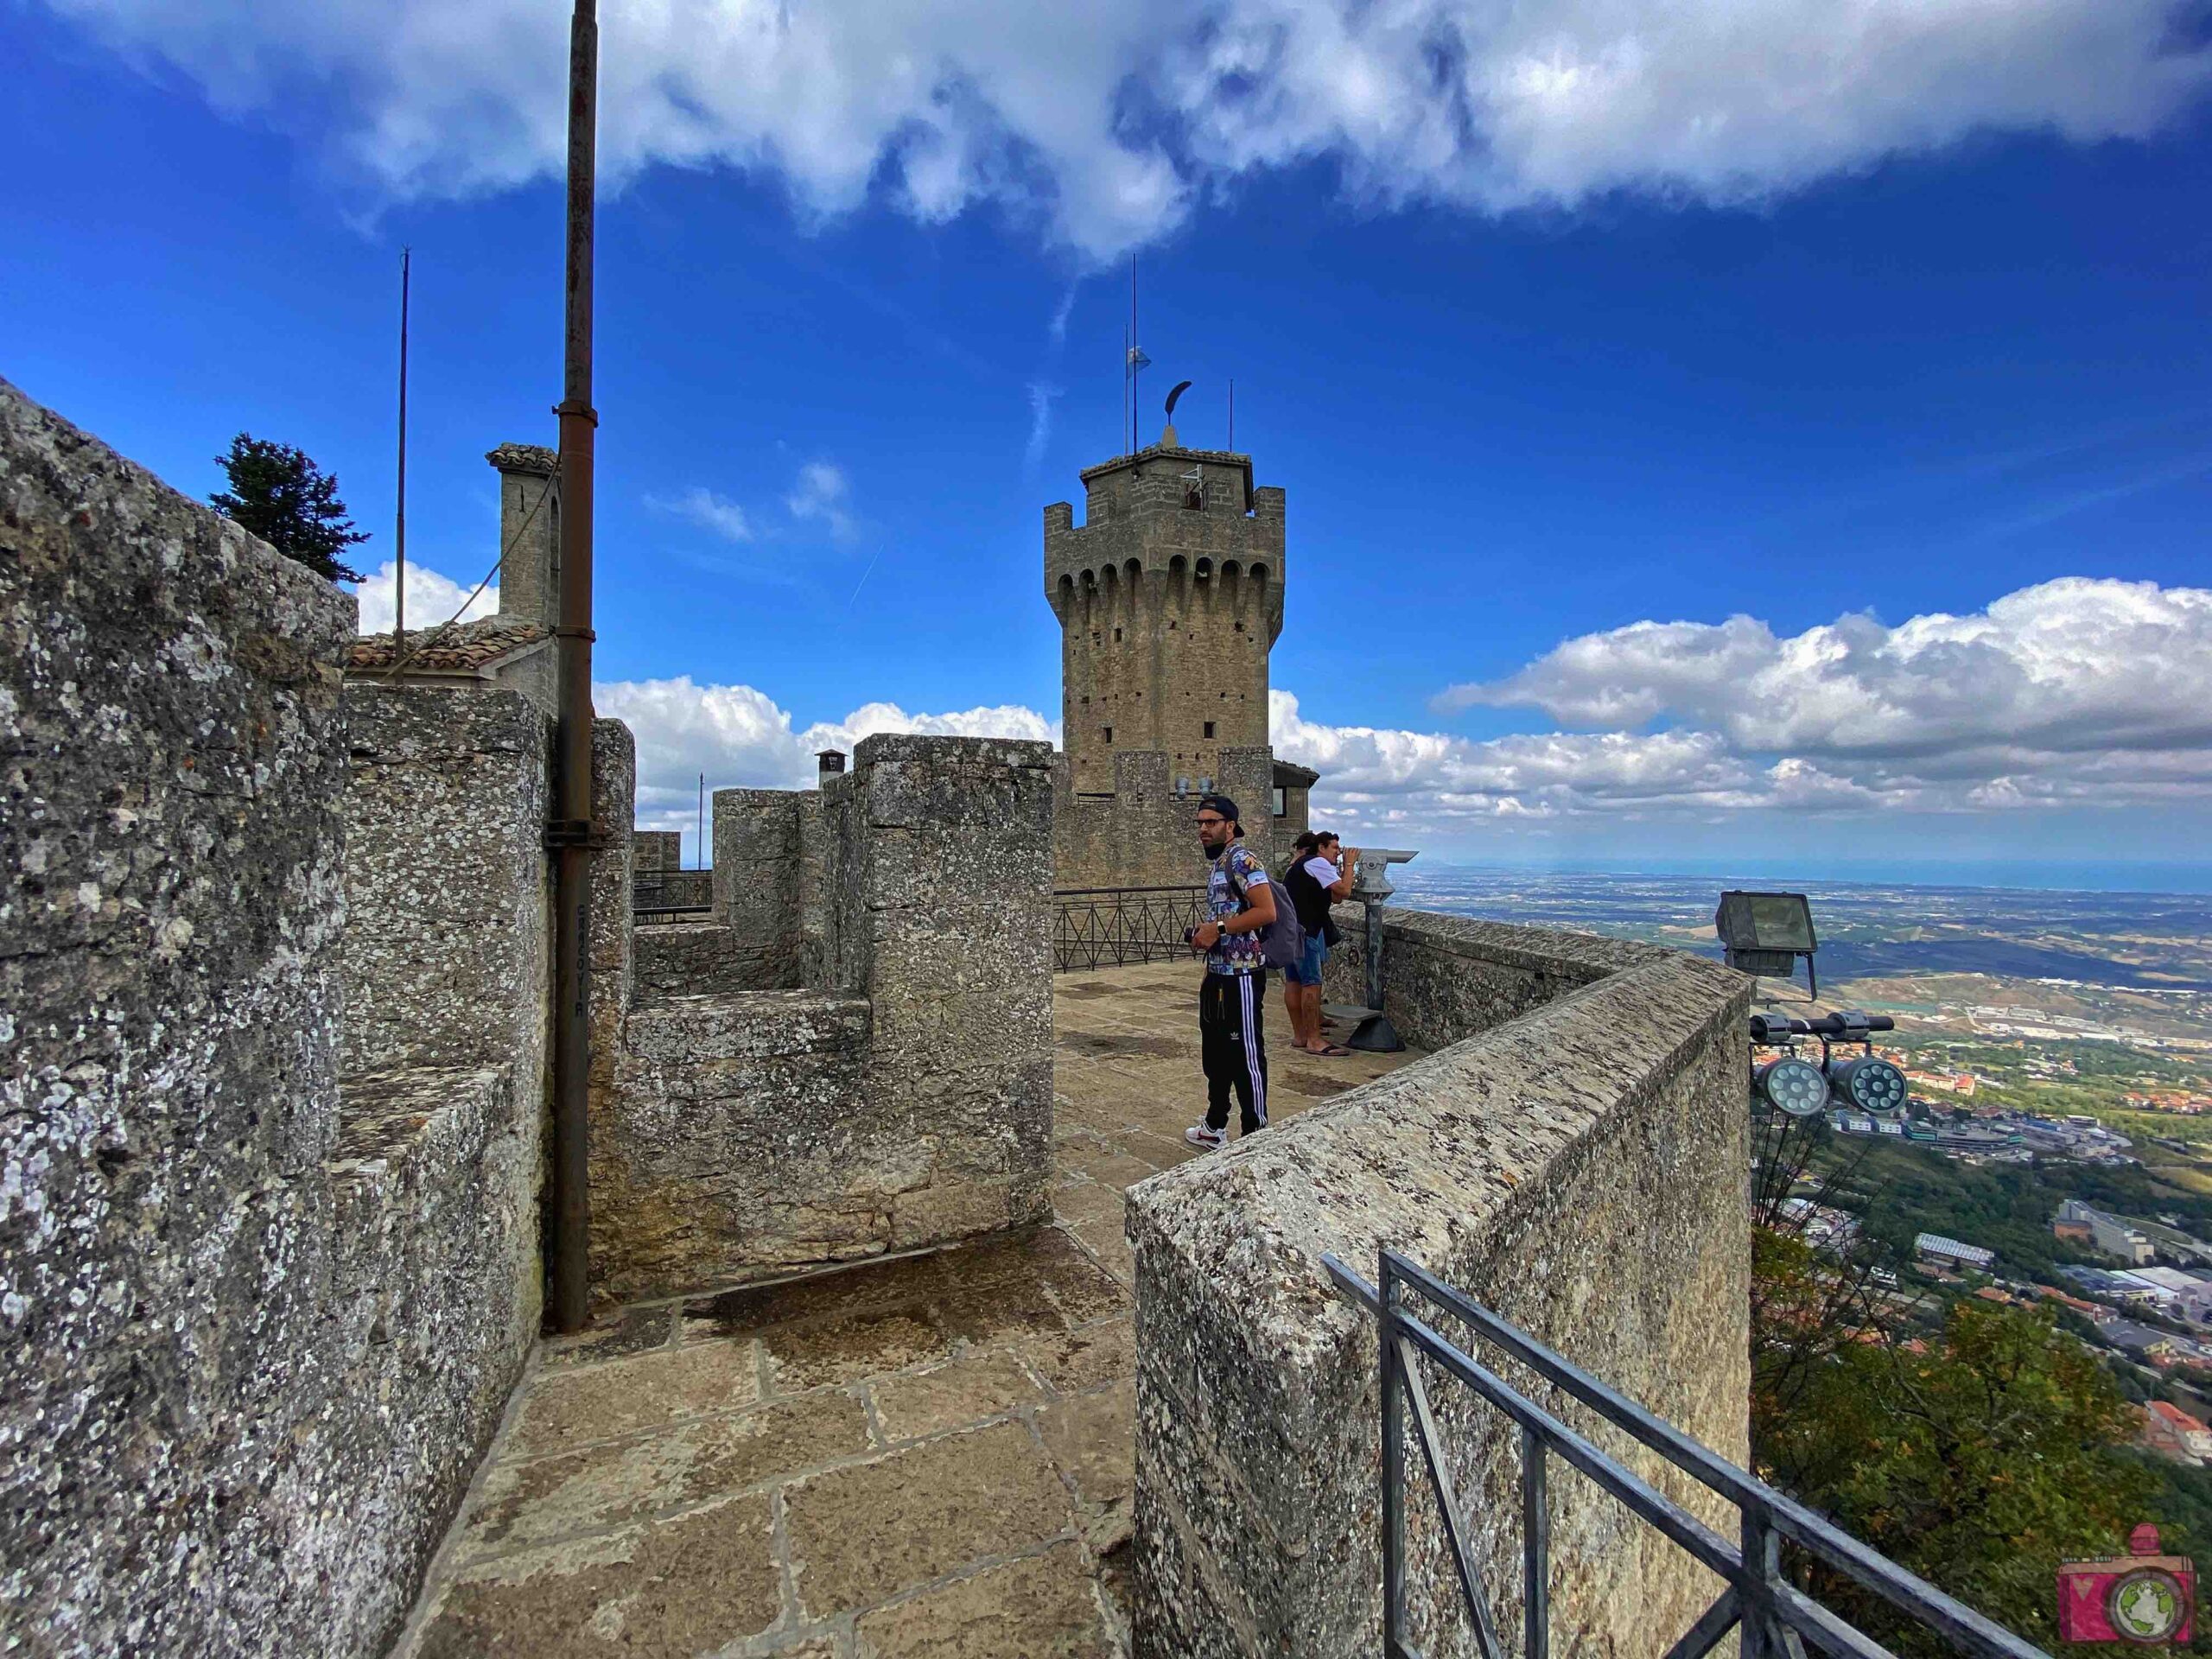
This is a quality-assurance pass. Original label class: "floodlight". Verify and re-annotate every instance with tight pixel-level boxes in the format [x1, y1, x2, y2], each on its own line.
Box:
[1755, 1056, 1829, 1117]
[1827, 1053, 1908, 1116]
[1715, 890, 1821, 996]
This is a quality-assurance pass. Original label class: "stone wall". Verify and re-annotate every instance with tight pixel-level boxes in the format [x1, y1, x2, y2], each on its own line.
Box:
[340, 682, 551, 1079]
[709, 786, 805, 989]
[591, 735, 1059, 1300]
[595, 991, 874, 1294]
[1128, 911, 1751, 1658]
[1052, 743, 1276, 891]
[1321, 908, 1648, 1049]
[0, 378, 542, 1656]
[851, 735, 1058, 1251]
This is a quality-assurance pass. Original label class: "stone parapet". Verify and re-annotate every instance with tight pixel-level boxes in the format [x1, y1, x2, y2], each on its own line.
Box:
[1322, 908, 1657, 1046]
[1128, 910, 1751, 1657]
[1, 378, 558, 1656]
[598, 734, 1058, 1296]
[710, 786, 804, 988]
[340, 681, 552, 1078]
[634, 922, 772, 1001]
[322, 1064, 537, 1645]
[597, 990, 874, 1297]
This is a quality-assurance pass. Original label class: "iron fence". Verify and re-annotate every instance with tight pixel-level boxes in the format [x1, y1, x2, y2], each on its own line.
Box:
[1323, 1248, 2049, 1659]
[632, 867, 711, 924]
[1052, 886, 1209, 974]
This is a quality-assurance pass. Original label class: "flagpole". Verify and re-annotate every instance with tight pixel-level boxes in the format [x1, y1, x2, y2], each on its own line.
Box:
[394, 245, 410, 657]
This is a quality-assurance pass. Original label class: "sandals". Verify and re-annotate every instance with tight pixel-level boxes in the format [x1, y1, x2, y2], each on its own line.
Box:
[1302, 1043, 1352, 1058]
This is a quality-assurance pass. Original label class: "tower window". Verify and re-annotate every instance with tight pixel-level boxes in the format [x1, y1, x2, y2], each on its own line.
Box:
[1234, 620, 1245, 633]
[1272, 787, 1287, 817]
[1103, 726, 1114, 744]
[1204, 721, 1216, 739]
[1184, 486, 1204, 511]
[1113, 627, 1122, 642]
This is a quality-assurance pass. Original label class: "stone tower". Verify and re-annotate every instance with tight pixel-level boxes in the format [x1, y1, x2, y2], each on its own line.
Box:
[1045, 443, 1286, 798]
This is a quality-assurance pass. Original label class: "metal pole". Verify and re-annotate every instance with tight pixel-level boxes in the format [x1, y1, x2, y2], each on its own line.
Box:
[1381, 1247, 1408, 1658]
[394, 246, 410, 656]
[547, 0, 599, 1335]
[696, 772, 704, 869]
[1522, 1426, 1550, 1659]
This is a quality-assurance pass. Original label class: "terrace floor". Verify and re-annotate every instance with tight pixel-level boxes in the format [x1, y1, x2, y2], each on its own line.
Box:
[397, 960, 1421, 1659]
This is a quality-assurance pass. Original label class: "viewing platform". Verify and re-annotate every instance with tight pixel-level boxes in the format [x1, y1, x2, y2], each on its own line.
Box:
[395, 963, 1421, 1657]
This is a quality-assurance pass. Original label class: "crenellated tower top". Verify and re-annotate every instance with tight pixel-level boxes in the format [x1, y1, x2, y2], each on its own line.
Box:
[1045, 442, 1286, 798]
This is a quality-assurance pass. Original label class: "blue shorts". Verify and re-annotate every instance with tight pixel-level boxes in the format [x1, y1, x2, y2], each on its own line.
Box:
[1285, 934, 1328, 987]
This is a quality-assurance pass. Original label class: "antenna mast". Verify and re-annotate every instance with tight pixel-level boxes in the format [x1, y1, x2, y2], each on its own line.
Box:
[394, 245, 410, 657]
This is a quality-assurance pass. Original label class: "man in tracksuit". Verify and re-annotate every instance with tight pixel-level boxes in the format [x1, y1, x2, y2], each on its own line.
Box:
[1185, 794, 1279, 1151]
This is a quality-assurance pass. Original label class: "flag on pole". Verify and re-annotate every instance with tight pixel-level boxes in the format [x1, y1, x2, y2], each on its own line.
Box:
[1127, 346, 1152, 371]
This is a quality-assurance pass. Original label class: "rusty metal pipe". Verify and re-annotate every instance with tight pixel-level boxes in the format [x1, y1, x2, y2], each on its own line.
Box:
[548, 0, 598, 1334]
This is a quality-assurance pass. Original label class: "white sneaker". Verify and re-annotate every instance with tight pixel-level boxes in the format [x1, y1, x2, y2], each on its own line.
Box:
[1185, 1122, 1226, 1150]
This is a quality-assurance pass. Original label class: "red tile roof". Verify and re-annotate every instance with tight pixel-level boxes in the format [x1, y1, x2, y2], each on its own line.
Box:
[346, 614, 547, 675]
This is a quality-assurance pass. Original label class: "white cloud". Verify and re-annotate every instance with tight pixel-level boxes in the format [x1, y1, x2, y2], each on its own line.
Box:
[1024, 381, 1062, 470]
[1272, 577, 2212, 840]
[785, 461, 857, 540]
[1446, 577, 2212, 780]
[352, 559, 498, 634]
[594, 674, 1058, 842]
[646, 486, 752, 542]
[48, 0, 2212, 260]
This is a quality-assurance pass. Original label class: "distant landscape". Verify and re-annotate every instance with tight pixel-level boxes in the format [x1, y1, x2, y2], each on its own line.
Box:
[1394, 862, 2212, 1133]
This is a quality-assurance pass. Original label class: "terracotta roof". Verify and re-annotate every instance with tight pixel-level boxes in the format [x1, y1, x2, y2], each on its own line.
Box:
[346, 613, 549, 675]
[2151, 1401, 2207, 1430]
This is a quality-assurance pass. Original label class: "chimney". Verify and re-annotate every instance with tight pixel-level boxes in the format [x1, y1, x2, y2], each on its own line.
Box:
[817, 748, 848, 784]
[485, 442, 559, 628]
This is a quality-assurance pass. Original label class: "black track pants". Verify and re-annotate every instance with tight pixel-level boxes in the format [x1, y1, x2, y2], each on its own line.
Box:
[1200, 969, 1269, 1136]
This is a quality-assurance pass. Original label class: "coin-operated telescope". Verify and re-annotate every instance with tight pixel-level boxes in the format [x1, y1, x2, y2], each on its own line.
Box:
[1748, 1010, 1907, 1118]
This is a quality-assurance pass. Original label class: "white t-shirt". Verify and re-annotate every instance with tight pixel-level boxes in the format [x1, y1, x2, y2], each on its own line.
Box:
[1301, 856, 1341, 888]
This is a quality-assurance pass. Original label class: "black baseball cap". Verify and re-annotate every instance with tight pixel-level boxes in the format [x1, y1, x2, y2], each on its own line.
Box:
[1197, 794, 1243, 836]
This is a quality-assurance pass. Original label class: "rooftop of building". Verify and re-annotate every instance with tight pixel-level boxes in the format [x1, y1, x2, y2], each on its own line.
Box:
[346, 613, 550, 677]
[1914, 1231, 1995, 1265]
[392, 960, 1422, 1655]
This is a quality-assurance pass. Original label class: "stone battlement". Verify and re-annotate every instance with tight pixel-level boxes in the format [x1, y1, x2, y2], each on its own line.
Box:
[1131, 907, 1751, 1656]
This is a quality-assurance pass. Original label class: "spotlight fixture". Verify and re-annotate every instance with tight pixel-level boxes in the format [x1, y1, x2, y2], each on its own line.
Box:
[1827, 1052, 1908, 1116]
[1755, 1056, 1829, 1117]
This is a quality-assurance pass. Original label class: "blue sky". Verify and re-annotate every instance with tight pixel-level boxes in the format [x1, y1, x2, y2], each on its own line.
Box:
[7, 0, 2212, 877]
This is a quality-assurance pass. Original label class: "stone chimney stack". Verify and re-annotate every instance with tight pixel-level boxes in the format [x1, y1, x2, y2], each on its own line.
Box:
[485, 443, 559, 628]
[816, 749, 848, 784]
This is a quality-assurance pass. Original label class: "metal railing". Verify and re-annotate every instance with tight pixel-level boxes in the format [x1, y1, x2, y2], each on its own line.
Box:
[1323, 1248, 2049, 1659]
[1052, 886, 1208, 973]
[632, 867, 711, 924]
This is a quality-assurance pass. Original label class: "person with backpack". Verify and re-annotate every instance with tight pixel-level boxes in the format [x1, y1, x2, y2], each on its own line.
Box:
[1184, 794, 1287, 1151]
[1281, 831, 1358, 1056]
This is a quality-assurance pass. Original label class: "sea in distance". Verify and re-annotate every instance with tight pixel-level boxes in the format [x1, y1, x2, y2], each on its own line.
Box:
[1386, 862, 2212, 995]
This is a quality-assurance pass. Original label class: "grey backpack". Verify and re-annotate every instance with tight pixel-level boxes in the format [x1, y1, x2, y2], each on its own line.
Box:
[1227, 858, 1306, 973]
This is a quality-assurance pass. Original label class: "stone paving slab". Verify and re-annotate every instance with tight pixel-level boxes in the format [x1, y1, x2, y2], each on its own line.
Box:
[397, 961, 1418, 1657]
